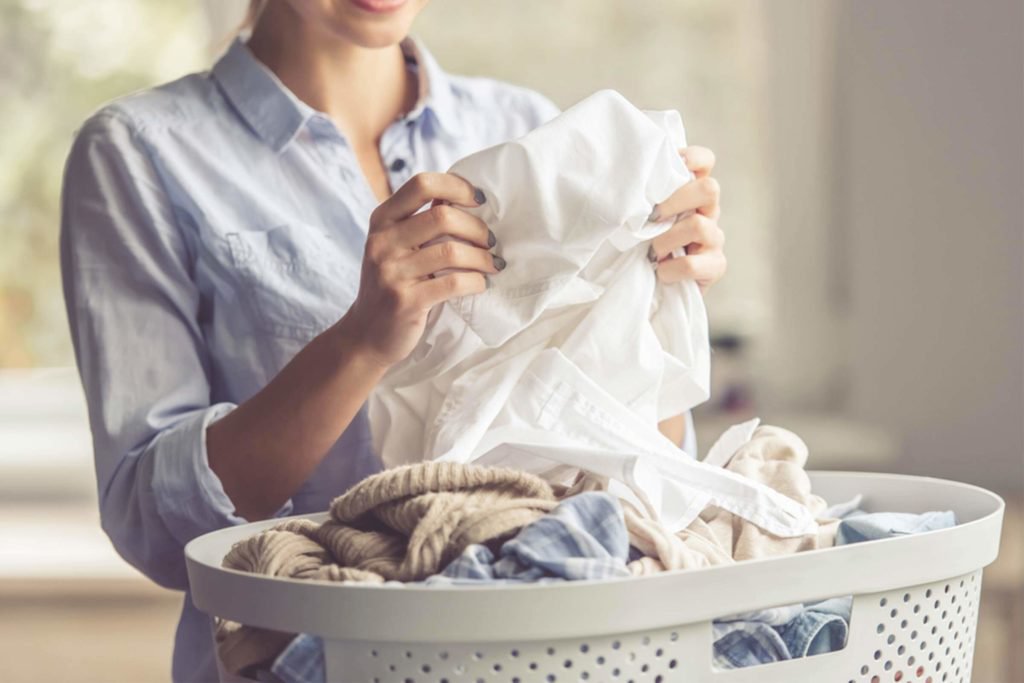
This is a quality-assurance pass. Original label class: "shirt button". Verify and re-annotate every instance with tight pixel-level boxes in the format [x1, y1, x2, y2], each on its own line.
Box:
[390, 158, 407, 173]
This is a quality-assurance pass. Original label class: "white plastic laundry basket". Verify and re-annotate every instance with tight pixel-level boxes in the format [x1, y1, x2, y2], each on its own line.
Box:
[186, 472, 1004, 683]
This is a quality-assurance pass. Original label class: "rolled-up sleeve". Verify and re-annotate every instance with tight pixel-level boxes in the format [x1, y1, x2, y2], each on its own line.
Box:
[60, 110, 288, 590]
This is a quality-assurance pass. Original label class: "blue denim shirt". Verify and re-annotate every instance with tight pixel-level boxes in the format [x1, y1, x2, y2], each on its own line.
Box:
[60, 37, 559, 683]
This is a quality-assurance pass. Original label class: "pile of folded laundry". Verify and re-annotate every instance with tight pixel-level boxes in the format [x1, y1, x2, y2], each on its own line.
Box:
[215, 91, 956, 681]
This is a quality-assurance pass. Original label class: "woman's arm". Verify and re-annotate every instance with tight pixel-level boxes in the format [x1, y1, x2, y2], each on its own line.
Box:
[208, 173, 498, 521]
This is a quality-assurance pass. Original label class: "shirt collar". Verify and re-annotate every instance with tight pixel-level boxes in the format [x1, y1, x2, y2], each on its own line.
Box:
[211, 37, 460, 153]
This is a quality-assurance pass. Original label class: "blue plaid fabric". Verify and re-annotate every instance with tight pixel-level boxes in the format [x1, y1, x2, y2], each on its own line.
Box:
[432, 491, 632, 583]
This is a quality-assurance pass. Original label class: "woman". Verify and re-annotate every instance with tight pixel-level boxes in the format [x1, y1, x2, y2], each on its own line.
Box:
[60, 1, 726, 680]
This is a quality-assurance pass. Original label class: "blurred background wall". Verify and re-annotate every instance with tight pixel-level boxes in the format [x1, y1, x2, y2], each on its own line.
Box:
[1, 0, 1020, 681]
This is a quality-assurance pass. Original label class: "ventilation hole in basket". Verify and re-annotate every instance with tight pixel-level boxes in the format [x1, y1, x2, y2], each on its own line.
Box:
[871, 676, 880, 683]
[440, 679, 450, 683]
[924, 615, 930, 624]
[641, 636, 651, 646]
[563, 659, 573, 668]
[944, 584, 950, 593]
[438, 651, 449, 661]
[546, 647, 556, 656]
[885, 660, 893, 671]
[874, 650, 882, 660]
[654, 677, 662, 683]
[453, 664, 465, 674]
[528, 662, 538, 670]
[611, 640, 621, 650]
[579, 644, 589, 654]
[898, 645, 906, 655]
[611, 668, 621, 677]
[916, 665, 925, 676]
[491, 662, 502, 673]
[545, 675, 556, 683]
[901, 619, 909, 629]
[511, 678, 520, 683]
[908, 656, 916, 666]
[891, 608, 899, 618]
[627, 651, 636, 662]
[895, 671, 904, 681]
[641, 663, 649, 673]
[861, 665, 870, 675]
[881, 597, 889, 607]
[888, 635, 896, 645]
[670, 632, 679, 642]
[421, 664, 431, 674]
[389, 664, 397, 672]
[405, 650, 413, 659]
[581, 674, 590, 681]
[878, 623, 886, 634]
[370, 649, 378, 658]
[903, 593, 911, 602]
[655, 648, 664, 657]
[596, 656, 606, 666]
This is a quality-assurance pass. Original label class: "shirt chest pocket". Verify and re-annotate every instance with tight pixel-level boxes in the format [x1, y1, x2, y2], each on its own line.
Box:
[225, 224, 360, 341]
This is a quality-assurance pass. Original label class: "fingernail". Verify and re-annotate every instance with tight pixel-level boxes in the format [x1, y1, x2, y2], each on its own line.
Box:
[487, 229, 497, 248]
[647, 245, 658, 263]
[474, 187, 486, 205]
[648, 207, 661, 223]
[492, 254, 507, 271]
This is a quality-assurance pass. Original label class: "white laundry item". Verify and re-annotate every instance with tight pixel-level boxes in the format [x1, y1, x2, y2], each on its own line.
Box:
[369, 90, 816, 537]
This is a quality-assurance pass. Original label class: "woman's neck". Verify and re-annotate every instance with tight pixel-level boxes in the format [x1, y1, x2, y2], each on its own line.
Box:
[247, 3, 416, 146]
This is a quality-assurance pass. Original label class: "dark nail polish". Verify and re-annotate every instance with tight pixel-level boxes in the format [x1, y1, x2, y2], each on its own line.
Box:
[487, 229, 497, 248]
[647, 245, 658, 263]
[648, 207, 661, 223]
[492, 254, 507, 271]
[474, 187, 487, 205]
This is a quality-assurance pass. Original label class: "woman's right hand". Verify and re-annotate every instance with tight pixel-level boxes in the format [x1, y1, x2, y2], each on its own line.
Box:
[337, 172, 503, 369]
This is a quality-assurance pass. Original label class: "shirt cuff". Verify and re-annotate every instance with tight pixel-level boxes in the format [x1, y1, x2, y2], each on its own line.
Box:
[150, 402, 294, 545]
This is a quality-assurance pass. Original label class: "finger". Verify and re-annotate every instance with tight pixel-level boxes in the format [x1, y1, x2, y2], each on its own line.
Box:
[651, 176, 720, 223]
[655, 251, 727, 286]
[681, 146, 715, 178]
[375, 172, 484, 224]
[392, 203, 494, 250]
[415, 271, 488, 308]
[650, 213, 724, 261]
[400, 240, 502, 280]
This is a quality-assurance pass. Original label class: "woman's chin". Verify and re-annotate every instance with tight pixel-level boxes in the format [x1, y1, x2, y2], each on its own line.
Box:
[328, 0, 421, 48]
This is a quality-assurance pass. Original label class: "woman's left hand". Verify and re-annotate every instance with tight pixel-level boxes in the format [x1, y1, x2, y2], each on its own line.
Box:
[648, 146, 727, 293]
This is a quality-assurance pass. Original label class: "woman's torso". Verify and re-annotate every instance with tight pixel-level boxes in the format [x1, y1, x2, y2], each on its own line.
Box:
[85, 38, 558, 682]
[127, 38, 557, 513]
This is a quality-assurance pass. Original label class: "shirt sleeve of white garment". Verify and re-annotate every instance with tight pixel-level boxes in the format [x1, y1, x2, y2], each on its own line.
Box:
[60, 109, 292, 590]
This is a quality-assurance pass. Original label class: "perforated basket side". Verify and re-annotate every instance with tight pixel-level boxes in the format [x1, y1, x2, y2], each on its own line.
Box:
[318, 570, 985, 683]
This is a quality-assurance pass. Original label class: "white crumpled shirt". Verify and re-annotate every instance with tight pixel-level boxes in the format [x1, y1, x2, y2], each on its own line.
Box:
[370, 90, 815, 537]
